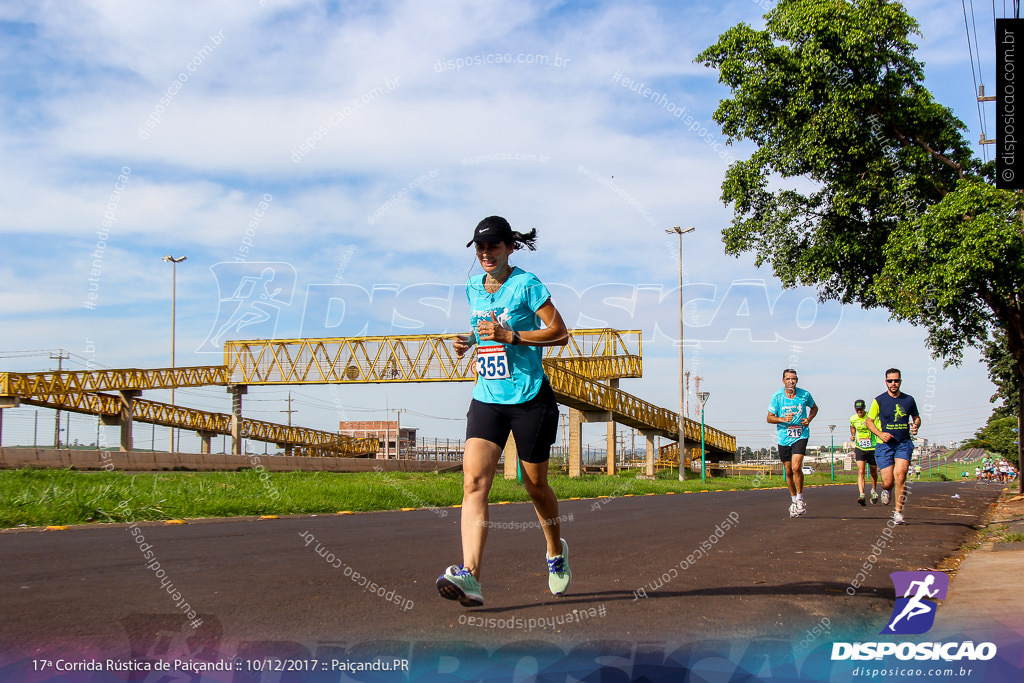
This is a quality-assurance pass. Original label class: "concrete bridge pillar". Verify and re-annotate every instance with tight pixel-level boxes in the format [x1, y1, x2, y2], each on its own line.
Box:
[100, 390, 141, 452]
[199, 431, 214, 454]
[568, 408, 583, 478]
[0, 396, 17, 447]
[228, 385, 247, 455]
[641, 430, 658, 477]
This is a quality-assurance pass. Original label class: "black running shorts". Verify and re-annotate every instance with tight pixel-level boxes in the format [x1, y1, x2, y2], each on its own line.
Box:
[777, 438, 808, 463]
[466, 379, 559, 464]
[854, 448, 877, 464]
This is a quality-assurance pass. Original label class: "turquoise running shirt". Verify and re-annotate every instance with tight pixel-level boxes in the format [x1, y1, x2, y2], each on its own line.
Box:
[466, 267, 550, 405]
[768, 387, 816, 446]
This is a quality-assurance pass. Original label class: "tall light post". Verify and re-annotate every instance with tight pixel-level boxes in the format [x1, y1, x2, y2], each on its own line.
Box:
[665, 225, 695, 480]
[829, 424, 836, 481]
[162, 255, 187, 452]
[697, 391, 710, 482]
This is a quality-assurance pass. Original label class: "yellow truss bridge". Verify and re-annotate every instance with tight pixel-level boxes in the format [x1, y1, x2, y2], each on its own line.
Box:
[0, 329, 734, 473]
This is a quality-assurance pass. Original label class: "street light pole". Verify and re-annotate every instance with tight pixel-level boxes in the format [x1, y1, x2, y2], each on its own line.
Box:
[665, 226, 695, 481]
[829, 424, 836, 481]
[697, 391, 710, 482]
[162, 255, 187, 453]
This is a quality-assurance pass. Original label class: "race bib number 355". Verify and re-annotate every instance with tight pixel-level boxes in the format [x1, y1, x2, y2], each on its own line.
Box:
[476, 345, 511, 379]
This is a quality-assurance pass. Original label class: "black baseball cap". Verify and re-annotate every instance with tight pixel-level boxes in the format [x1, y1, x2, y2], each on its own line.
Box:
[854, 399, 866, 409]
[466, 216, 514, 247]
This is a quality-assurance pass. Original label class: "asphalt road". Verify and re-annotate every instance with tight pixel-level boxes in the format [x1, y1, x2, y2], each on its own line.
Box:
[0, 480, 1001, 670]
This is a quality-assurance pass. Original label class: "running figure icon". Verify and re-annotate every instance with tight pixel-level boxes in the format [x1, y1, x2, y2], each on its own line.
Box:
[888, 574, 938, 631]
[882, 570, 949, 635]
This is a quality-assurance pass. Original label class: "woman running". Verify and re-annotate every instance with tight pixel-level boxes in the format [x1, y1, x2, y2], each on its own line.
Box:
[436, 215, 571, 606]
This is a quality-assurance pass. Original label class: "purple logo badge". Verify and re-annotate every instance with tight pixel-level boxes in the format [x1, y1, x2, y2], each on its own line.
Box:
[881, 571, 949, 635]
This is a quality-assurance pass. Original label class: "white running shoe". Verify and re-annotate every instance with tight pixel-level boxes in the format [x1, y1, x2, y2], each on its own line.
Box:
[789, 502, 799, 518]
[893, 511, 906, 525]
[436, 565, 484, 607]
[796, 500, 807, 516]
[546, 538, 571, 596]
[880, 489, 890, 505]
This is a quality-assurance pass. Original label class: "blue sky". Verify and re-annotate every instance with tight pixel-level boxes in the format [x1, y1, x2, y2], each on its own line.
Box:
[0, 0, 1005, 453]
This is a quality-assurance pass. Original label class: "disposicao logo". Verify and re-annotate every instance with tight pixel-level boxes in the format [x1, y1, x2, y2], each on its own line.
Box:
[882, 570, 948, 635]
[831, 571, 997, 663]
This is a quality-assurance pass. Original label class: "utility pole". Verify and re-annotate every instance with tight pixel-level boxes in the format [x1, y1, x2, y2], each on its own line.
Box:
[280, 392, 297, 427]
[395, 408, 405, 458]
[684, 370, 691, 418]
[561, 412, 568, 458]
[50, 350, 69, 448]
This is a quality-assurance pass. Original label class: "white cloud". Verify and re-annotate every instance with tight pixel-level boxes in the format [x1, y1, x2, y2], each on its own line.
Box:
[0, 0, 999, 450]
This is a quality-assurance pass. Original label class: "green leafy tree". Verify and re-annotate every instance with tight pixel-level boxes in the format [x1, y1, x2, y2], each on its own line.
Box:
[697, 0, 1023, 470]
[983, 332, 1020, 419]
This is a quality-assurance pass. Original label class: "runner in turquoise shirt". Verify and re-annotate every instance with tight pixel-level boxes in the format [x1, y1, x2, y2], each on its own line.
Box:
[437, 216, 571, 609]
[766, 368, 818, 518]
[465, 266, 550, 404]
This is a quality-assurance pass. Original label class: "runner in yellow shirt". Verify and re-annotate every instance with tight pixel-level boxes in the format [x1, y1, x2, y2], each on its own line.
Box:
[850, 399, 880, 506]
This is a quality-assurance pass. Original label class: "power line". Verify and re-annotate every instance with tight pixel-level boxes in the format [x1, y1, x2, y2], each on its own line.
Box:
[970, 0, 990, 162]
[964, 0, 989, 162]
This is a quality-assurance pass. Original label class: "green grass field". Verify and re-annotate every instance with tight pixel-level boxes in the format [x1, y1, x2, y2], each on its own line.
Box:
[0, 464, 973, 529]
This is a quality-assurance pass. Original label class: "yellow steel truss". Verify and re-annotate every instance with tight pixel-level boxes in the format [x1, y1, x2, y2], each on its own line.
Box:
[9, 391, 377, 457]
[544, 362, 733, 452]
[0, 328, 735, 457]
[0, 366, 227, 394]
[222, 329, 643, 385]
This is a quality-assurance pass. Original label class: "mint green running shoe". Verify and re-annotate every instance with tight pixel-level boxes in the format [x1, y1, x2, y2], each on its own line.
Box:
[547, 539, 571, 596]
[436, 565, 483, 607]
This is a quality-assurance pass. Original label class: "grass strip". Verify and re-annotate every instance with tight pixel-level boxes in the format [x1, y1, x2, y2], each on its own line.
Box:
[0, 466, 960, 529]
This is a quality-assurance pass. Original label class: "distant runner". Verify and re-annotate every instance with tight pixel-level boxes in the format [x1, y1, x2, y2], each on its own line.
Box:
[849, 399, 879, 506]
[767, 369, 818, 518]
[866, 368, 921, 525]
